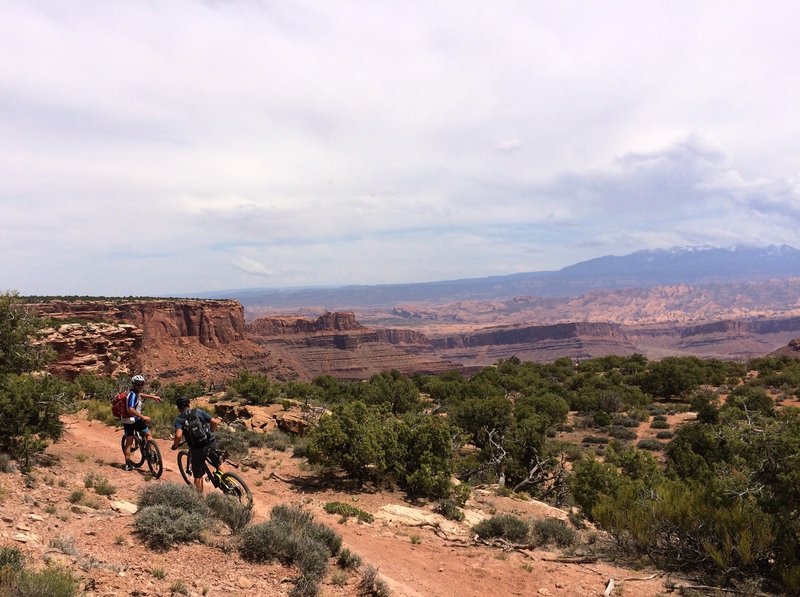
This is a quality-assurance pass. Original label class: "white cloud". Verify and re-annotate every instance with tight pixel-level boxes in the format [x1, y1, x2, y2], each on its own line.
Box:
[496, 138, 523, 152]
[232, 257, 274, 278]
[1, 1, 800, 295]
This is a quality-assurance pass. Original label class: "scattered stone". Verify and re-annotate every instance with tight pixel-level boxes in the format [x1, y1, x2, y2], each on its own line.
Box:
[238, 577, 253, 589]
[110, 501, 138, 515]
[27, 514, 44, 521]
[13, 533, 30, 543]
[538, 589, 551, 595]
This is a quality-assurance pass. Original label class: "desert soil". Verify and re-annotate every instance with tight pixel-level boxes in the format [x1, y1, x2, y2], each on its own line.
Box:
[0, 413, 677, 597]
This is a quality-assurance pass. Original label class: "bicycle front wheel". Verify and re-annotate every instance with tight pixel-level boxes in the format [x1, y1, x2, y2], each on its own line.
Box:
[121, 434, 145, 467]
[177, 450, 193, 485]
[220, 471, 253, 507]
[145, 440, 163, 479]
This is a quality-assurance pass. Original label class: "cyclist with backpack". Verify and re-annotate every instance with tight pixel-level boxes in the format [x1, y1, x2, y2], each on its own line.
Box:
[121, 374, 162, 471]
[170, 396, 222, 493]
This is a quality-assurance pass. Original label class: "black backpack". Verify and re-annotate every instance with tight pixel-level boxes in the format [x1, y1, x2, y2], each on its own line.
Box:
[183, 408, 210, 447]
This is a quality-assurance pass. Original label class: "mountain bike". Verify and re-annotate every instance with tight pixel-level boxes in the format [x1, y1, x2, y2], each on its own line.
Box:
[120, 428, 163, 478]
[176, 444, 252, 506]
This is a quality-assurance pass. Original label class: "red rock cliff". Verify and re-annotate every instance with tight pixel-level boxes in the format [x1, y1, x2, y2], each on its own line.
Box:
[33, 300, 245, 348]
[248, 311, 363, 335]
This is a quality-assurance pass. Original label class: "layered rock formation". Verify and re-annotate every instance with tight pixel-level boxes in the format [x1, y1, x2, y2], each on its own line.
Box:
[34, 322, 143, 380]
[31, 297, 800, 384]
[29, 299, 291, 383]
[33, 299, 245, 348]
[248, 312, 459, 379]
[427, 316, 800, 368]
[431, 322, 637, 368]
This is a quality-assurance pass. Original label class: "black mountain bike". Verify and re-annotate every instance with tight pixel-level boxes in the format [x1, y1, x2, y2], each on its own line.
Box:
[177, 444, 252, 506]
[120, 429, 164, 479]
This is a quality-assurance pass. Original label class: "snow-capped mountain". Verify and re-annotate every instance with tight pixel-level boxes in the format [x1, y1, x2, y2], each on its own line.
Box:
[556, 244, 800, 281]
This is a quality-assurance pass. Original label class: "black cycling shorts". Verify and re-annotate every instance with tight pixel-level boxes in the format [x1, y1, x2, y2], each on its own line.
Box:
[123, 419, 149, 436]
[189, 441, 220, 479]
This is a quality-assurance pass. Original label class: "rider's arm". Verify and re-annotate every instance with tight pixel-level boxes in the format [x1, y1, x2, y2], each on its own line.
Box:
[209, 417, 220, 432]
[171, 428, 183, 450]
[141, 392, 162, 403]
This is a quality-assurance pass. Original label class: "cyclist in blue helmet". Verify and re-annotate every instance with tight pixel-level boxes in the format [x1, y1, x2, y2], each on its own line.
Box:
[121, 374, 162, 471]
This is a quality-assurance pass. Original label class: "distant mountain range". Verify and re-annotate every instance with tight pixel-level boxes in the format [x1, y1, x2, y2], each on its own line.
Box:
[200, 245, 800, 309]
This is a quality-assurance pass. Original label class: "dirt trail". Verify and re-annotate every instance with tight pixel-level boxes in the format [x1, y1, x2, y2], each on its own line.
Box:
[0, 414, 674, 596]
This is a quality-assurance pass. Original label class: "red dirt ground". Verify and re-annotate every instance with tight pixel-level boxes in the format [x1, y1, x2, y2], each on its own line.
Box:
[0, 413, 683, 596]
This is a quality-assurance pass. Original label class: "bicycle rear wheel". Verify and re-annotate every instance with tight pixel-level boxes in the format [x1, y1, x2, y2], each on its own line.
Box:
[220, 471, 253, 507]
[121, 434, 145, 467]
[177, 450, 193, 485]
[145, 440, 163, 479]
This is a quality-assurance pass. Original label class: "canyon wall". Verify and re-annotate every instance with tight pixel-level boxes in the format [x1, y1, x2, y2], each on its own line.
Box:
[30, 299, 271, 382]
[248, 313, 458, 379]
[30, 299, 800, 384]
[33, 299, 245, 348]
[431, 322, 637, 368]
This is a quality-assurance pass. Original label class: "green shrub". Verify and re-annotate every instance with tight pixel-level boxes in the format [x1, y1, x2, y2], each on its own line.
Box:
[292, 437, 309, 458]
[650, 420, 670, 429]
[134, 504, 209, 551]
[324, 501, 374, 523]
[337, 548, 362, 570]
[655, 431, 674, 440]
[531, 518, 576, 547]
[636, 439, 664, 451]
[169, 580, 189, 595]
[238, 505, 341, 594]
[137, 482, 210, 516]
[74, 373, 116, 401]
[472, 514, 530, 543]
[434, 499, 465, 522]
[213, 426, 251, 458]
[229, 370, 279, 406]
[611, 415, 640, 428]
[289, 575, 321, 597]
[0, 454, 13, 473]
[582, 435, 609, 445]
[205, 492, 253, 534]
[82, 399, 117, 426]
[0, 546, 24, 571]
[594, 481, 776, 586]
[608, 426, 637, 440]
[48, 535, 77, 556]
[0, 374, 72, 469]
[84, 472, 115, 495]
[358, 564, 391, 597]
[263, 430, 292, 452]
[10, 565, 79, 597]
[569, 458, 622, 521]
[592, 411, 612, 427]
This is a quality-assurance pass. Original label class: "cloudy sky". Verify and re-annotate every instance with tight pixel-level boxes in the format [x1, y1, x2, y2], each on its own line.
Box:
[2, 1, 799, 296]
